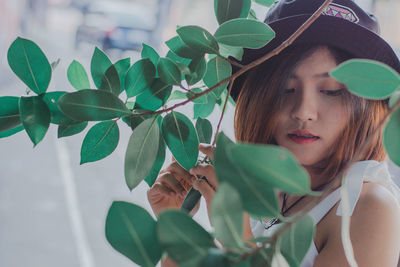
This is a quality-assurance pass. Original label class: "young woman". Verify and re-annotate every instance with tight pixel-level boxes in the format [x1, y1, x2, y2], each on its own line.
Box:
[148, 0, 400, 266]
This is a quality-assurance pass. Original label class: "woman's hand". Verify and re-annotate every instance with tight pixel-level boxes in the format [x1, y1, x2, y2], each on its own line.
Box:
[147, 143, 218, 218]
[189, 144, 218, 220]
[147, 158, 197, 217]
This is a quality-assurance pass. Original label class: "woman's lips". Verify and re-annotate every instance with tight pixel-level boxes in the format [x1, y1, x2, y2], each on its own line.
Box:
[288, 134, 320, 145]
[287, 130, 320, 145]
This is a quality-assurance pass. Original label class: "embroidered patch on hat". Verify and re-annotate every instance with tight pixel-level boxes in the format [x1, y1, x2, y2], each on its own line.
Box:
[323, 3, 359, 23]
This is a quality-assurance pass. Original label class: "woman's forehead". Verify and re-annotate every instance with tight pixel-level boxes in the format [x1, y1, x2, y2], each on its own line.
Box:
[289, 47, 339, 80]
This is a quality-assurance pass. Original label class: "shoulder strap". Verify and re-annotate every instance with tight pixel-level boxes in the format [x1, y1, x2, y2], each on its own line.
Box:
[308, 161, 376, 224]
[308, 188, 341, 225]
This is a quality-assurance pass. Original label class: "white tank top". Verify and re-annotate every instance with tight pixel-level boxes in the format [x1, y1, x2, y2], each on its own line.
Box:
[249, 160, 400, 266]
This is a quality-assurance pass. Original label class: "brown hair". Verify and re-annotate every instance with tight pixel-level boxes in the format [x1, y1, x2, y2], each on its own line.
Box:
[234, 45, 388, 187]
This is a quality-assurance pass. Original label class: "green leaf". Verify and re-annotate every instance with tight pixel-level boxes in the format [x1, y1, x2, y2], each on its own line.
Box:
[125, 58, 156, 98]
[177, 26, 219, 54]
[0, 124, 24, 138]
[214, 133, 279, 218]
[105, 201, 162, 267]
[219, 43, 244, 61]
[161, 111, 199, 170]
[114, 58, 130, 93]
[200, 248, 230, 267]
[168, 88, 207, 104]
[144, 133, 166, 187]
[122, 113, 146, 130]
[219, 89, 237, 109]
[203, 56, 232, 98]
[186, 57, 207, 85]
[19, 96, 51, 146]
[80, 120, 119, 164]
[214, 0, 251, 25]
[176, 62, 191, 76]
[211, 182, 244, 249]
[114, 58, 131, 93]
[141, 44, 160, 68]
[168, 90, 188, 102]
[100, 65, 121, 96]
[0, 96, 21, 132]
[215, 18, 275, 49]
[247, 9, 258, 20]
[194, 93, 217, 119]
[136, 79, 172, 111]
[57, 89, 131, 121]
[188, 88, 208, 104]
[279, 215, 314, 267]
[166, 51, 191, 66]
[58, 121, 88, 138]
[90, 47, 112, 89]
[166, 36, 204, 59]
[157, 210, 215, 265]
[196, 118, 213, 144]
[383, 106, 400, 166]
[43, 91, 75, 125]
[67, 60, 90, 90]
[254, 0, 275, 7]
[126, 101, 135, 110]
[227, 143, 311, 194]
[330, 59, 400, 100]
[250, 247, 273, 267]
[157, 57, 182, 86]
[125, 117, 160, 190]
[7, 37, 52, 94]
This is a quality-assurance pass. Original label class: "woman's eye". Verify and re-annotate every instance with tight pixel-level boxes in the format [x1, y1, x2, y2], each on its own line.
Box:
[283, 88, 295, 94]
[321, 89, 345, 96]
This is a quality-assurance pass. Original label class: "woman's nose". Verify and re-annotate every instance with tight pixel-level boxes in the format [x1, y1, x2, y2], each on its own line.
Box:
[290, 91, 318, 122]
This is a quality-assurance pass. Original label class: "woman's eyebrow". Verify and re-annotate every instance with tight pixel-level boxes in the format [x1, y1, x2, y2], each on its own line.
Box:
[289, 72, 331, 79]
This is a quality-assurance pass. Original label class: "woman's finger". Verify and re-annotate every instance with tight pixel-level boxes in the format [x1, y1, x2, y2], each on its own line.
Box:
[193, 177, 215, 206]
[190, 164, 218, 189]
[165, 161, 194, 191]
[158, 172, 187, 198]
[148, 182, 175, 197]
[199, 143, 214, 160]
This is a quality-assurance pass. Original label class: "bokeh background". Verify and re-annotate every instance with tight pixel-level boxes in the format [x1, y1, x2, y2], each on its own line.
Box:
[0, 0, 399, 267]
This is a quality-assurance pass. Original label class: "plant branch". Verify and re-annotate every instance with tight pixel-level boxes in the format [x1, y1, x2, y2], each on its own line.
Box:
[129, 0, 333, 118]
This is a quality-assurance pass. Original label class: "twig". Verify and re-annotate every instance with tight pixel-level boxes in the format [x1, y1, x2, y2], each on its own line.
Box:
[223, 56, 245, 69]
[211, 77, 236, 147]
[180, 85, 190, 92]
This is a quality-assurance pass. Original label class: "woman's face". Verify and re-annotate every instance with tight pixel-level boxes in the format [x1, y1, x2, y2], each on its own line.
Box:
[273, 47, 349, 167]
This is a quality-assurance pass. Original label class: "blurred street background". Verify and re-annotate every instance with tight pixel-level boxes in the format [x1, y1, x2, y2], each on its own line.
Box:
[0, 0, 399, 267]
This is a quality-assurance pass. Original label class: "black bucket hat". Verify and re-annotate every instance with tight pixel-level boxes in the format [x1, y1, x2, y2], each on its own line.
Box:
[231, 0, 400, 100]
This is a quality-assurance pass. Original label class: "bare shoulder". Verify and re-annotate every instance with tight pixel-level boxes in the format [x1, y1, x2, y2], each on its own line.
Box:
[314, 182, 400, 267]
[354, 182, 400, 221]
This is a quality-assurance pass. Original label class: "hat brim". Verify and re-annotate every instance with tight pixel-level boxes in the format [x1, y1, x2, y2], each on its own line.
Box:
[231, 15, 400, 99]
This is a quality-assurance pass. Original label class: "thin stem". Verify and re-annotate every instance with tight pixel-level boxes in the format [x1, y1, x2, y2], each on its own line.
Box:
[223, 56, 245, 69]
[180, 85, 190, 92]
[212, 77, 236, 147]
